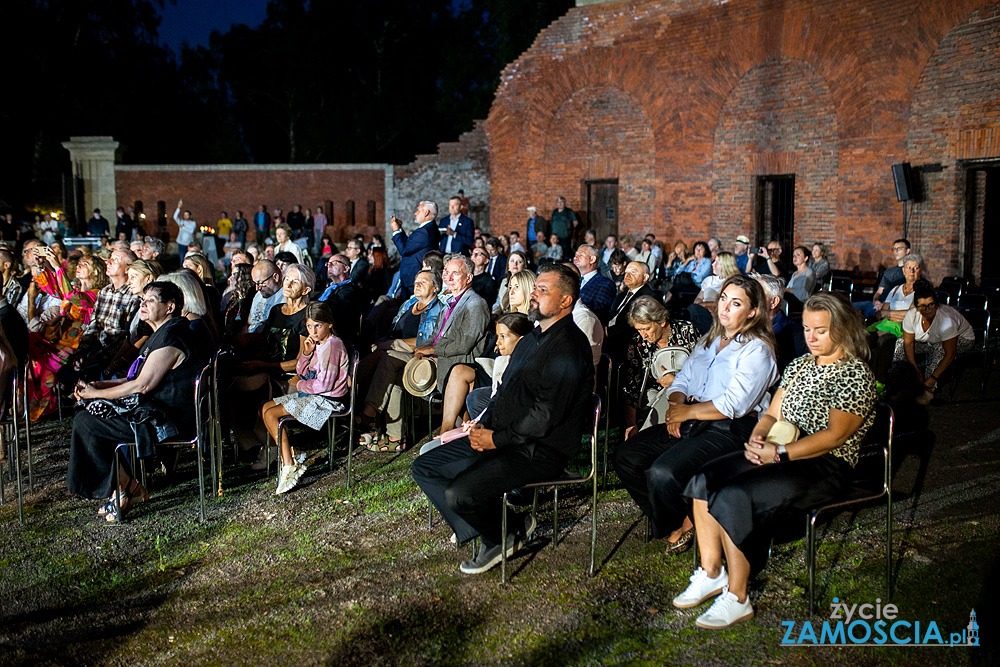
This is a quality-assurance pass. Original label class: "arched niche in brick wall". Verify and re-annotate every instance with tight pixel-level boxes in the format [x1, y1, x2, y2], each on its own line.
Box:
[905, 1, 1000, 281]
[710, 56, 839, 261]
[539, 85, 655, 239]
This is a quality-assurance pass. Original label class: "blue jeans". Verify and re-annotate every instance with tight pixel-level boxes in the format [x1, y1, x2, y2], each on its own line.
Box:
[853, 300, 877, 318]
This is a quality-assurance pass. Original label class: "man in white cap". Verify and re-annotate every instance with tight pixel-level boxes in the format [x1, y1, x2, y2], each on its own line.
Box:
[525, 206, 548, 246]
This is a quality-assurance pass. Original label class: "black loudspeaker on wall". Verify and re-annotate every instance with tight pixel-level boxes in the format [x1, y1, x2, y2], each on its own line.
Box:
[892, 163, 914, 202]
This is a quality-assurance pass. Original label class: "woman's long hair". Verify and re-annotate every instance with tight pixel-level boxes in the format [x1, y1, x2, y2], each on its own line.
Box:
[803, 292, 869, 361]
[505, 269, 536, 315]
[701, 274, 776, 356]
[368, 246, 390, 273]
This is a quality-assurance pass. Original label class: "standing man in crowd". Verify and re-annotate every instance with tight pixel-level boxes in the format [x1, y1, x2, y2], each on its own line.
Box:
[392, 201, 441, 297]
[232, 210, 248, 246]
[114, 207, 134, 242]
[87, 209, 110, 237]
[254, 204, 271, 242]
[526, 206, 547, 248]
[174, 199, 197, 262]
[287, 204, 305, 239]
[485, 237, 507, 284]
[439, 195, 475, 256]
[550, 196, 578, 255]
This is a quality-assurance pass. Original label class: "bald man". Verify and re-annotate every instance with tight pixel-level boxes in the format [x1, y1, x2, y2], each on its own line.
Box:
[604, 260, 663, 362]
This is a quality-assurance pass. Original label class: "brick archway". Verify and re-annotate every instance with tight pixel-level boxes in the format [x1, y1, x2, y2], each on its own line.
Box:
[711, 56, 839, 255]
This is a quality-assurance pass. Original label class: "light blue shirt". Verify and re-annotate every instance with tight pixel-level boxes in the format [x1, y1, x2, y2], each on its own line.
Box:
[670, 335, 778, 418]
[249, 289, 287, 333]
[682, 257, 713, 285]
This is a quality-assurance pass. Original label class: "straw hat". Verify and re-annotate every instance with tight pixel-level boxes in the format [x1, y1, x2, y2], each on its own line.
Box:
[403, 357, 438, 397]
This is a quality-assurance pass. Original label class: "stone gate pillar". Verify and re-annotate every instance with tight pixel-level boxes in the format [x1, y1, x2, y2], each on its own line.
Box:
[61, 136, 120, 233]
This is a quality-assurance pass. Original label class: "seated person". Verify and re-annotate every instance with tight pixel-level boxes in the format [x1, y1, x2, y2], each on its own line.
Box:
[605, 261, 659, 363]
[675, 293, 875, 629]
[613, 275, 778, 553]
[545, 234, 563, 261]
[316, 253, 361, 344]
[606, 248, 628, 290]
[361, 256, 489, 450]
[491, 251, 528, 314]
[809, 243, 830, 284]
[755, 273, 807, 373]
[893, 282, 975, 404]
[469, 247, 498, 307]
[232, 264, 313, 467]
[784, 246, 817, 304]
[355, 269, 443, 415]
[412, 264, 594, 574]
[688, 251, 741, 333]
[438, 311, 534, 439]
[66, 281, 213, 522]
[868, 255, 923, 382]
[27, 254, 106, 421]
[621, 296, 701, 439]
[159, 270, 219, 347]
[220, 263, 256, 343]
[261, 302, 350, 494]
[673, 241, 712, 290]
[102, 259, 164, 378]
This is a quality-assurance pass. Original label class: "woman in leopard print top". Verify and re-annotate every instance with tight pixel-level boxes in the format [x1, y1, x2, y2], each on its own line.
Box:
[676, 292, 877, 630]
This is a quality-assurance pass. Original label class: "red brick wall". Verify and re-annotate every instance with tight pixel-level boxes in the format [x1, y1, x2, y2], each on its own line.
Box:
[115, 166, 387, 245]
[486, 0, 1000, 281]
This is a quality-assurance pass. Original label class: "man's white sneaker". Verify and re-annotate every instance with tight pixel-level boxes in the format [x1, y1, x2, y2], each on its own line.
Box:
[695, 586, 754, 629]
[672, 566, 729, 609]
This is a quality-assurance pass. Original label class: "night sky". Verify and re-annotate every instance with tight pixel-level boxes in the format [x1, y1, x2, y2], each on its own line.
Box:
[158, 0, 269, 52]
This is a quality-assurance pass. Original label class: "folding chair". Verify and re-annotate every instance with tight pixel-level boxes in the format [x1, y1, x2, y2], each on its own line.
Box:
[0, 365, 29, 525]
[804, 403, 893, 616]
[828, 275, 853, 297]
[949, 308, 991, 400]
[501, 394, 601, 584]
[112, 363, 214, 523]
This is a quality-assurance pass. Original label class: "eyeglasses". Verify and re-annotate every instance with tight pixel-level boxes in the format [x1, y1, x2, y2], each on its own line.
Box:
[253, 276, 275, 288]
[915, 302, 937, 310]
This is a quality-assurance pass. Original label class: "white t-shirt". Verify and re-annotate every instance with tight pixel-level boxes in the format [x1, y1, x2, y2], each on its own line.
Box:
[902, 304, 975, 344]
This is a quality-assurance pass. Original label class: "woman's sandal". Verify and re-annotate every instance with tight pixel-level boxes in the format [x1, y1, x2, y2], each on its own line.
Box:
[362, 432, 406, 453]
[105, 481, 149, 523]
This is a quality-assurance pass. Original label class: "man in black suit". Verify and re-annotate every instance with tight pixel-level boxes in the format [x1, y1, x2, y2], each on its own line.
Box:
[317, 253, 361, 343]
[605, 261, 660, 362]
[114, 207, 134, 242]
[344, 238, 369, 284]
[485, 237, 507, 284]
[439, 196, 476, 256]
[412, 263, 593, 574]
[392, 201, 441, 297]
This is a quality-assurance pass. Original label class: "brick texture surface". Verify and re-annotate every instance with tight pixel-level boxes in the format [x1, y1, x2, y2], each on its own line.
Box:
[115, 168, 386, 244]
[486, 0, 1000, 280]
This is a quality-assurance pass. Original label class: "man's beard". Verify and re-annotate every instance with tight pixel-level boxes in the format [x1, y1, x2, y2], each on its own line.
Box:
[527, 306, 542, 322]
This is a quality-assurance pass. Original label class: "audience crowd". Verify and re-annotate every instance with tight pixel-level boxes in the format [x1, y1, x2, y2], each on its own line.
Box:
[0, 195, 983, 632]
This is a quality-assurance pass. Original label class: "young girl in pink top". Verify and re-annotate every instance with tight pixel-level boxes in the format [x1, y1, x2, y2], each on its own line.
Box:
[261, 301, 349, 494]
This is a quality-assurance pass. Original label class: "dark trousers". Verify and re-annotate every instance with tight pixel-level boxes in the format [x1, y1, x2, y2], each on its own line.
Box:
[686, 451, 852, 574]
[66, 411, 138, 500]
[613, 416, 756, 539]
[411, 438, 566, 547]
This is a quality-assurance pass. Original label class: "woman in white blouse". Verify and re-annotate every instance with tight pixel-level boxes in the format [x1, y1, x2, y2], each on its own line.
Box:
[614, 275, 778, 554]
[894, 281, 975, 403]
[880, 253, 922, 322]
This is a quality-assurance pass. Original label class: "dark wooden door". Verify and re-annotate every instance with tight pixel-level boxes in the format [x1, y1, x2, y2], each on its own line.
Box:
[586, 179, 619, 242]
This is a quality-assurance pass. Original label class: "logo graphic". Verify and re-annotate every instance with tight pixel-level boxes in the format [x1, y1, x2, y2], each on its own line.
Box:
[780, 598, 980, 647]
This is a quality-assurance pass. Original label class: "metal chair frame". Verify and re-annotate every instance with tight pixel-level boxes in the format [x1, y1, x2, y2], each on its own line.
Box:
[805, 403, 893, 616]
[113, 363, 214, 523]
[0, 364, 30, 524]
[948, 307, 992, 400]
[500, 395, 601, 584]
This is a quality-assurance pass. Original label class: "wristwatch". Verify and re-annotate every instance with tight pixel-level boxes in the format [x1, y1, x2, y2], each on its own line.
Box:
[774, 444, 789, 464]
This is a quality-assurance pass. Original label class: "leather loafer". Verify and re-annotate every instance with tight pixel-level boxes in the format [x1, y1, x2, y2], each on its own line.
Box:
[666, 527, 695, 554]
